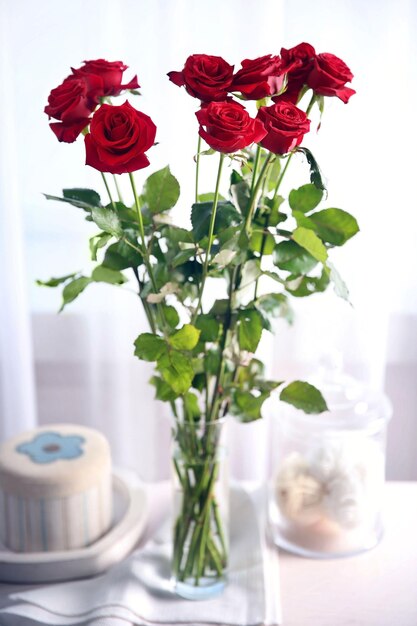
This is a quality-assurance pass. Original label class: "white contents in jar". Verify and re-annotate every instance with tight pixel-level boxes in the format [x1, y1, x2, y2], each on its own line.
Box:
[275, 439, 385, 531]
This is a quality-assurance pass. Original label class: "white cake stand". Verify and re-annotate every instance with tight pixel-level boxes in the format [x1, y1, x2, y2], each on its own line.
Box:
[0, 468, 147, 584]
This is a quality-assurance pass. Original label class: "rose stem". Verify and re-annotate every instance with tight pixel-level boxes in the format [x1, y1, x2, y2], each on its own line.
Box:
[112, 174, 124, 204]
[100, 172, 116, 211]
[128, 172, 170, 334]
[270, 92, 316, 202]
[251, 145, 262, 194]
[191, 152, 225, 324]
[243, 153, 272, 234]
[253, 152, 292, 300]
[195, 134, 202, 203]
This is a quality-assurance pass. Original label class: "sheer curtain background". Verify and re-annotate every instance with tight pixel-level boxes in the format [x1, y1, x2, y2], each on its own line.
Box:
[0, 0, 416, 480]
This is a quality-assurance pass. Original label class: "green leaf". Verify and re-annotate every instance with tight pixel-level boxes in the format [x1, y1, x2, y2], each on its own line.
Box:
[308, 208, 359, 246]
[43, 193, 95, 212]
[273, 240, 317, 274]
[36, 273, 77, 288]
[285, 270, 330, 297]
[142, 166, 180, 214]
[191, 201, 241, 241]
[266, 158, 282, 192]
[249, 230, 275, 255]
[295, 147, 326, 191]
[158, 350, 194, 394]
[162, 226, 194, 244]
[231, 390, 269, 421]
[161, 304, 179, 329]
[134, 333, 167, 361]
[91, 206, 123, 237]
[169, 324, 201, 350]
[103, 240, 142, 270]
[240, 259, 262, 287]
[198, 192, 226, 202]
[172, 248, 196, 267]
[107, 201, 138, 224]
[60, 276, 92, 311]
[210, 299, 230, 317]
[204, 349, 221, 375]
[262, 195, 285, 226]
[150, 376, 178, 401]
[256, 293, 294, 325]
[292, 210, 317, 230]
[326, 261, 350, 302]
[280, 380, 328, 414]
[89, 232, 112, 261]
[92, 265, 127, 284]
[230, 180, 251, 216]
[184, 392, 201, 418]
[238, 309, 263, 352]
[292, 227, 328, 263]
[289, 184, 323, 213]
[211, 248, 237, 267]
[195, 314, 221, 342]
[262, 270, 285, 285]
[192, 372, 206, 392]
[63, 188, 102, 208]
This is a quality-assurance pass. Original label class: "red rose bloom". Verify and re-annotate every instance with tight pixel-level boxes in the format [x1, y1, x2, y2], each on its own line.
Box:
[168, 54, 234, 102]
[73, 59, 140, 97]
[84, 101, 156, 174]
[307, 53, 355, 103]
[231, 55, 283, 100]
[44, 74, 102, 143]
[257, 102, 310, 154]
[196, 101, 266, 153]
[276, 42, 316, 103]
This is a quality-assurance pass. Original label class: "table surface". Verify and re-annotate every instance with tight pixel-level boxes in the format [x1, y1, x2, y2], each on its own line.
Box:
[279, 482, 417, 626]
[0, 482, 415, 626]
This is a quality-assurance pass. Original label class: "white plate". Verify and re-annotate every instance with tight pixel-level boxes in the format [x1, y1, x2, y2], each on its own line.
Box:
[0, 468, 147, 584]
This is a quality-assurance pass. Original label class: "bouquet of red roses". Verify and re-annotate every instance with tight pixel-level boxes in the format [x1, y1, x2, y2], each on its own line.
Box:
[40, 45, 357, 598]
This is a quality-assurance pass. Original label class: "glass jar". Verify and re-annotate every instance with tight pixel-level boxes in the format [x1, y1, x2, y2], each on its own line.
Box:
[171, 418, 229, 599]
[268, 364, 392, 558]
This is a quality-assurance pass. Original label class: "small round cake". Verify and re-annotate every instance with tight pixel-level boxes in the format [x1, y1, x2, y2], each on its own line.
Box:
[0, 424, 112, 553]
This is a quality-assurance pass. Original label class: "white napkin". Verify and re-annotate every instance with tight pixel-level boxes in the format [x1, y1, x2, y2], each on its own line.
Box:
[0, 485, 281, 626]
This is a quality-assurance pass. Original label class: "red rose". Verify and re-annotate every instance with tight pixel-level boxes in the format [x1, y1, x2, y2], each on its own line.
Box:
[231, 55, 283, 100]
[257, 102, 310, 154]
[307, 53, 355, 103]
[73, 59, 140, 97]
[196, 101, 266, 153]
[168, 54, 234, 102]
[84, 101, 156, 174]
[276, 42, 316, 103]
[44, 74, 101, 143]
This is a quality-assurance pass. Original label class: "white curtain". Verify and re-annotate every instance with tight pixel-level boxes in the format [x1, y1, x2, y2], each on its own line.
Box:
[0, 0, 416, 479]
[0, 0, 37, 439]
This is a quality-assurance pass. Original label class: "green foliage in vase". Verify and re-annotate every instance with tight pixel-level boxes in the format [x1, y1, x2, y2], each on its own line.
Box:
[40, 135, 359, 418]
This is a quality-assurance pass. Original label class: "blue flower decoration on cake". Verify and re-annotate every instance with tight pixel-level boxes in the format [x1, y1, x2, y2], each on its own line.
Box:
[16, 432, 86, 464]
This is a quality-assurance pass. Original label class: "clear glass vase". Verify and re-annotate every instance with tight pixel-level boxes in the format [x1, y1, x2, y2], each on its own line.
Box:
[171, 418, 229, 600]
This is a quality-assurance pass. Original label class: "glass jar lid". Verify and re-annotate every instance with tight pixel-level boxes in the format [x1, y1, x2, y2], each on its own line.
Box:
[282, 353, 392, 434]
